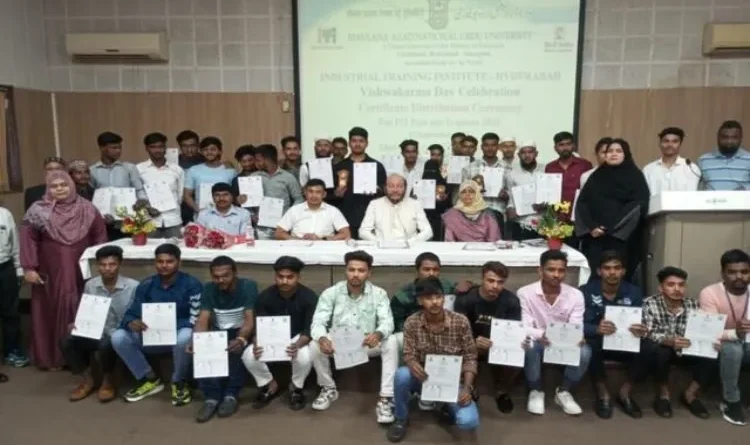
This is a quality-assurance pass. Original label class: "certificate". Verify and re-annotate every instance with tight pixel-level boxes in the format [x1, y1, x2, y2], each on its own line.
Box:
[166, 148, 180, 165]
[683, 311, 727, 359]
[144, 181, 177, 212]
[488, 319, 526, 368]
[421, 354, 462, 403]
[447, 156, 470, 184]
[381, 154, 403, 174]
[603, 306, 642, 353]
[353, 162, 378, 194]
[511, 183, 536, 216]
[72, 294, 112, 340]
[331, 327, 369, 370]
[308, 157, 334, 188]
[443, 294, 456, 311]
[237, 176, 264, 207]
[257, 197, 284, 228]
[110, 188, 137, 219]
[544, 322, 582, 367]
[92, 188, 113, 216]
[198, 183, 215, 209]
[193, 331, 229, 379]
[141, 302, 177, 346]
[535, 173, 563, 204]
[463, 242, 496, 251]
[256, 316, 291, 362]
[481, 166, 504, 198]
[412, 179, 436, 210]
[571, 189, 581, 222]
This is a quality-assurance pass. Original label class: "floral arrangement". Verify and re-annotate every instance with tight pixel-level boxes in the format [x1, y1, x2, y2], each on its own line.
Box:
[183, 223, 205, 248]
[183, 223, 243, 250]
[524, 201, 574, 241]
[116, 207, 156, 235]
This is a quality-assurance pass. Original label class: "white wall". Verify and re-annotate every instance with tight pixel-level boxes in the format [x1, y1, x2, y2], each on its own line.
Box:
[0, 0, 49, 89]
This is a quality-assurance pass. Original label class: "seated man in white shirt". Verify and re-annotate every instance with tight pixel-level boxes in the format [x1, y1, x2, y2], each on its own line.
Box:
[195, 182, 250, 235]
[642, 127, 701, 195]
[275, 179, 351, 241]
[359, 173, 433, 243]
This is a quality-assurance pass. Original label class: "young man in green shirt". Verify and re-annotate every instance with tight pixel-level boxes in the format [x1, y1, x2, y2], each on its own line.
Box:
[192, 256, 258, 423]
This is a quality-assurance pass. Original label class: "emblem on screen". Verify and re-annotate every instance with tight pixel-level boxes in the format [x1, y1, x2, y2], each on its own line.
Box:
[318, 27, 337, 44]
[427, 0, 450, 30]
[554, 26, 564, 41]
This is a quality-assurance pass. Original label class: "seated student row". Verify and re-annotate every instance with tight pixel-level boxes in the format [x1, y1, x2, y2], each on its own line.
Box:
[59, 243, 750, 441]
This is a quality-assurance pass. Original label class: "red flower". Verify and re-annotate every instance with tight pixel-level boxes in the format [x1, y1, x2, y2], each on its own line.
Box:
[123, 217, 134, 225]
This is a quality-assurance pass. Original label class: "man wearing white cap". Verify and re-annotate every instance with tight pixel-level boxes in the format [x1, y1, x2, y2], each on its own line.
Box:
[505, 141, 546, 240]
[499, 136, 518, 170]
[299, 137, 333, 187]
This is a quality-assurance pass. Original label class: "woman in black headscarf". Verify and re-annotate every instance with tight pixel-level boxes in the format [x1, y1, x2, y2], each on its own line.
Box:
[575, 138, 650, 282]
[419, 159, 452, 241]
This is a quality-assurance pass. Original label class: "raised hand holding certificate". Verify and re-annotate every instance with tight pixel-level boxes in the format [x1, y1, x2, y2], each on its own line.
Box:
[198, 183, 215, 209]
[544, 322, 582, 367]
[488, 319, 526, 368]
[353, 162, 377, 194]
[193, 331, 229, 379]
[256, 316, 292, 362]
[144, 181, 177, 212]
[331, 327, 369, 370]
[447, 156, 470, 184]
[510, 183, 536, 216]
[413, 179, 436, 210]
[421, 354, 462, 403]
[603, 306, 642, 353]
[535, 173, 563, 204]
[237, 176, 264, 207]
[683, 311, 727, 359]
[141, 302, 177, 346]
[308, 157, 334, 188]
[72, 294, 112, 340]
[481, 166, 504, 198]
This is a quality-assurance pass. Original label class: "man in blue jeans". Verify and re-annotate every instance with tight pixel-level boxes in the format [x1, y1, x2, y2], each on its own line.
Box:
[387, 277, 479, 443]
[111, 243, 202, 406]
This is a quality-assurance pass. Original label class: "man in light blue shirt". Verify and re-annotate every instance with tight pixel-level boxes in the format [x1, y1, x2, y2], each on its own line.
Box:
[697, 120, 750, 190]
[184, 136, 237, 216]
[196, 182, 250, 235]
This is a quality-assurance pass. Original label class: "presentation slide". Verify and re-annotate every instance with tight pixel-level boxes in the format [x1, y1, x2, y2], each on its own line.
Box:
[295, 0, 583, 163]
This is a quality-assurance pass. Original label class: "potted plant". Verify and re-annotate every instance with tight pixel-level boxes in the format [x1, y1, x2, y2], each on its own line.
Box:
[526, 201, 574, 249]
[116, 206, 156, 245]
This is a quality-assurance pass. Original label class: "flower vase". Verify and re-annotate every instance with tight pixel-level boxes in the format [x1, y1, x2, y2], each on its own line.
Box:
[132, 233, 148, 246]
[546, 237, 563, 250]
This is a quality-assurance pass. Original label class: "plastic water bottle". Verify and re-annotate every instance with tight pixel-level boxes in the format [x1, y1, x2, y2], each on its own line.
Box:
[245, 226, 255, 247]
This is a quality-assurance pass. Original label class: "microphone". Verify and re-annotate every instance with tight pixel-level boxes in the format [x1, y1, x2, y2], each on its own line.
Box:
[684, 158, 705, 188]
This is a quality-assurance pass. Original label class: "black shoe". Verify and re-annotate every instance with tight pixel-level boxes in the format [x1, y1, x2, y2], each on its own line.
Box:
[435, 403, 455, 426]
[653, 398, 673, 418]
[595, 398, 613, 419]
[616, 395, 643, 419]
[288, 387, 306, 411]
[386, 419, 408, 443]
[217, 396, 238, 418]
[495, 393, 514, 414]
[252, 385, 280, 409]
[720, 400, 747, 426]
[681, 394, 709, 419]
[195, 400, 218, 423]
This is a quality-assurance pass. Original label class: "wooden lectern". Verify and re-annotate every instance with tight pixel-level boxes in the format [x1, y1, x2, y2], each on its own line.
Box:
[645, 191, 750, 297]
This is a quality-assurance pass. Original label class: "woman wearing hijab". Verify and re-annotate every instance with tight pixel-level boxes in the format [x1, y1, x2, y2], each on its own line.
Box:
[442, 179, 502, 242]
[67, 159, 95, 201]
[24, 157, 67, 211]
[21, 171, 108, 370]
[418, 160, 452, 241]
[575, 138, 650, 282]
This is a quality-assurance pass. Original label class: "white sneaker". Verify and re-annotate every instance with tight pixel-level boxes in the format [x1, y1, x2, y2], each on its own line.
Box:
[418, 400, 436, 411]
[376, 397, 395, 424]
[311, 386, 339, 411]
[527, 390, 545, 415]
[554, 387, 582, 416]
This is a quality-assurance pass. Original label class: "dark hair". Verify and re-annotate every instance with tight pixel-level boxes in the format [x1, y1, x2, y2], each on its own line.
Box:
[234, 144, 255, 161]
[657, 266, 687, 283]
[720, 249, 750, 270]
[428, 144, 444, 155]
[255, 144, 278, 163]
[43, 156, 66, 167]
[274, 255, 305, 273]
[332, 137, 347, 146]
[143, 132, 167, 146]
[481, 132, 500, 143]
[176, 130, 199, 144]
[211, 182, 233, 195]
[348, 126, 369, 140]
[540, 249, 568, 266]
[658, 127, 685, 141]
[210, 255, 236, 271]
[595, 137, 613, 153]
[97, 131, 122, 147]
[598, 250, 624, 267]
[281, 136, 300, 148]
[154, 243, 181, 259]
[553, 131, 575, 145]
[200, 136, 223, 150]
[415, 276, 444, 297]
[399, 139, 418, 151]
[451, 132, 466, 140]
[305, 178, 326, 189]
[95, 245, 123, 262]
[719, 120, 743, 135]
[344, 250, 373, 268]
[482, 261, 509, 278]
[415, 252, 441, 269]
[463, 135, 478, 146]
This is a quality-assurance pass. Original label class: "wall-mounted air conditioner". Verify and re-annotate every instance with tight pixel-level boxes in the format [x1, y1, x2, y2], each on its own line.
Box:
[65, 32, 169, 62]
[703, 23, 750, 56]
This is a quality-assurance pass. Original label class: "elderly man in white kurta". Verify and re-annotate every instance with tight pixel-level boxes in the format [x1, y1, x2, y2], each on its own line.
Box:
[358, 174, 433, 243]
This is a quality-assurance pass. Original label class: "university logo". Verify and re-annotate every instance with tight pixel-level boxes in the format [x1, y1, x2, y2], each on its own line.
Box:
[554, 26, 565, 41]
[426, 0, 451, 30]
[544, 25, 574, 53]
[318, 27, 337, 44]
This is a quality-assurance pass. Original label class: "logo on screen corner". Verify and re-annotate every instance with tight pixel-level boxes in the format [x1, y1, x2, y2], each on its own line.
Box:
[544, 26, 574, 53]
[318, 27, 337, 44]
[427, 0, 451, 30]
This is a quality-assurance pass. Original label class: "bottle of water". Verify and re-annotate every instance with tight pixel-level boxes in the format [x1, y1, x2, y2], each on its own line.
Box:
[245, 226, 255, 247]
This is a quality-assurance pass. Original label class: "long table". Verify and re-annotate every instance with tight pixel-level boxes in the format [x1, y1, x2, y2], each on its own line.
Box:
[79, 239, 591, 295]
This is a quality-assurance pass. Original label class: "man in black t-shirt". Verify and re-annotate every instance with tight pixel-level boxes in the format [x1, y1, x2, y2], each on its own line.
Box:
[454, 261, 522, 414]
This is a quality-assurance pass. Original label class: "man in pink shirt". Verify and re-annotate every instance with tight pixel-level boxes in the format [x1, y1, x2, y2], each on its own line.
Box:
[699, 249, 750, 426]
[518, 250, 589, 417]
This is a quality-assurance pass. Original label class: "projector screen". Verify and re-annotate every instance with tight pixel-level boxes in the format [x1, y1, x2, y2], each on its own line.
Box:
[294, 0, 584, 163]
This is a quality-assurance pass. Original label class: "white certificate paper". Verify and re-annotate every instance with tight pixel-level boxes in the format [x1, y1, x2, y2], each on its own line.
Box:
[481, 166, 505, 198]
[256, 316, 292, 362]
[331, 327, 369, 370]
[422, 354, 462, 403]
[571, 189, 581, 222]
[381, 154, 403, 174]
[92, 187, 136, 218]
[353, 162, 378, 194]
[193, 331, 229, 379]
[72, 294, 112, 340]
[535, 173, 563, 204]
[683, 311, 727, 359]
[145, 181, 177, 212]
[237, 176, 264, 207]
[92, 188, 113, 216]
[198, 183, 215, 210]
[447, 156, 470, 184]
[141, 302, 177, 346]
[257, 196, 284, 228]
[166, 148, 180, 165]
[412, 179, 436, 210]
[511, 183, 536, 216]
[443, 294, 456, 311]
[488, 319, 526, 368]
[603, 306, 643, 353]
[308, 157, 334, 188]
[544, 322, 582, 367]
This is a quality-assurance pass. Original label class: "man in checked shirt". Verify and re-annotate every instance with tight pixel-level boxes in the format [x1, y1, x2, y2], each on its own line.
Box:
[387, 277, 479, 443]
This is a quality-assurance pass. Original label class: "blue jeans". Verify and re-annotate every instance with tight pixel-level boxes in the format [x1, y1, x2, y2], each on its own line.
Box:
[198, 331, 248, 401]
[524, 342, 592, 391]
[111, 327, 192, 383]
[393, 366, 479, 431]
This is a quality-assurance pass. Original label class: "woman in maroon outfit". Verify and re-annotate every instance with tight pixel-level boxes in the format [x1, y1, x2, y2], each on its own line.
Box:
[21, 170, 107, 370]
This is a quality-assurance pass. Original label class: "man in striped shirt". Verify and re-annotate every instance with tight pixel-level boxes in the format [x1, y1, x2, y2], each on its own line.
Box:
[697, 120, 750, 190]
